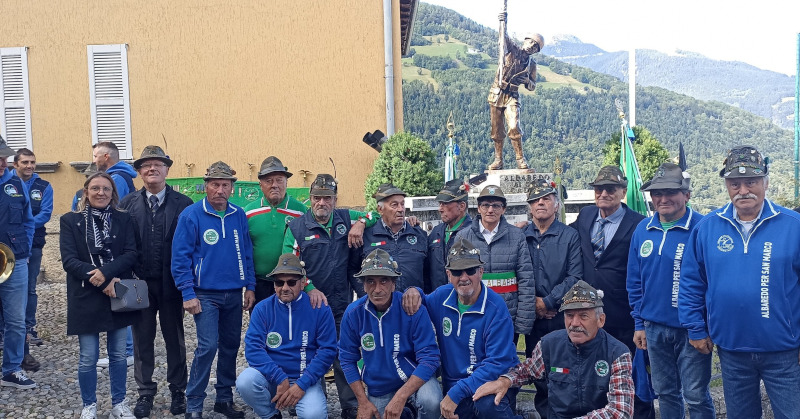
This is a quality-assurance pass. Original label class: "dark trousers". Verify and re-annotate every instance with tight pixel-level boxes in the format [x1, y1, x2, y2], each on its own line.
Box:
[520, 314, 564, 418]
[254, 279, 276, 304]
[132, 278, 188, 396]
[334, 311, 358, 410]
[604, 326, 656, 419]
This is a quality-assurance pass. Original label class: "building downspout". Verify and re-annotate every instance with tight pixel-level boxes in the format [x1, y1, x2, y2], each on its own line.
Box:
[383, 0, 396, 136]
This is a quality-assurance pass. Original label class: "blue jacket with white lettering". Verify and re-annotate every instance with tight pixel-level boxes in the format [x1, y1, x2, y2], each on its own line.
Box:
[627, 208, 702, 330]
[339, 291, 440, 397]
[679, 200, 800, 352]
[420, 283, 519, 404]
[244, 292, 337, 391]
[171, 198, 256, 300]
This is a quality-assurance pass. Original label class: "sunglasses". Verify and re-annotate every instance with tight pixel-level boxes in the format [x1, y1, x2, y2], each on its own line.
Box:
[593, 185, 619, 194]
[449, 267, 479, 277]
[273, 279, 299, 287]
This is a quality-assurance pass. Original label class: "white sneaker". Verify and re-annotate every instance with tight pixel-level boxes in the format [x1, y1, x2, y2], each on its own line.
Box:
[80, 403, 97, 419]
[96, 357, 109, 368]
[126, 355, 134, 367]
[110, 399, 135, 419]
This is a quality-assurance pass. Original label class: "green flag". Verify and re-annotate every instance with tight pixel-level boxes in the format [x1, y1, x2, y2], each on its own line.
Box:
[620, 131, 649, 216]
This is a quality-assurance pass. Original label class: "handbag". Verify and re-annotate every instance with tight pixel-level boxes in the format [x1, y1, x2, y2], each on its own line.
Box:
[110, 278, 150, 312]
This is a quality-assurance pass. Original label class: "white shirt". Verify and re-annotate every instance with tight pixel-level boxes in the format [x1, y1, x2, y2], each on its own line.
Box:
[479, 222, 499, 244]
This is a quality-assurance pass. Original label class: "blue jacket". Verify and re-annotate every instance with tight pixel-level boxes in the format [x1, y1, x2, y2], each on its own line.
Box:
[627, 208, 702, 330]
[679, 200, 800, 352]
[420, 283, 519, 404]
[0, 168, 34, 258]
[426, 214, 472, 292]
[360, 222, 429, 292]
[244, 292, 337, 391]
[106, 161, 138, 198]
[12, 170, 52, 248]
[171, 198, 256, 300]
[339, 291, 440, 397]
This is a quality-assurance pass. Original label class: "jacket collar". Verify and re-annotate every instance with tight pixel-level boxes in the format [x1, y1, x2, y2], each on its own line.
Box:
[716, 199, 779, 223]
[202, 197, 238, 217]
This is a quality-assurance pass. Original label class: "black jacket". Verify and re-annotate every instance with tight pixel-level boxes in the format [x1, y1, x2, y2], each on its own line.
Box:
[60, 210, 140, 335]
[120, 186, 193, 301]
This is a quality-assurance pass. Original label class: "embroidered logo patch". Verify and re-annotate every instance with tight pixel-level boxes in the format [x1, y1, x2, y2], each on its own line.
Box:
[203, 229, 219, 245]
[361, 333, 376, 351]
[407, 236, 417, 245]
[266, 332, 282, 348]
[442, 317, 453, 337]
[4, 184, 19, 196]
[640, 240, 653, 257]
[336, 224, 347, 235]
[717, 235, 734, 252]
[595, 360, 609, 377]
[30, 189, 42, 200]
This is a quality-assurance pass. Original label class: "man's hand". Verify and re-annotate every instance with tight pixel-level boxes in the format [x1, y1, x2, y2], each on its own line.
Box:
[474, 377, 512, 406]
[102, 278, 120, 298]
[406, 215, 420, 227]
[349, 220, 366, 248]
[243, 290, 255, 311]
[87, 268, 106, 287]
[384, 393, 410, 419]
[633, 330, 647, 350]
[689, 337, 714, 354]
[402, 288, 422, 315]
[440, 395, 459, 419]
[307, 288, 329, 309]
[274, 382, 305, 410]
[271, 379, 290, 407]
[498, 12, 507, 22]
[357, 401, 381, 419]
[184, 298, 202, 315]
[535, 297, 548, 319]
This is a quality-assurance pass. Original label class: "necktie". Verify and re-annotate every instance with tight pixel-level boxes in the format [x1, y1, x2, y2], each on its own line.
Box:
[149, 195, 160, 214]
[592, 218, 609, 260]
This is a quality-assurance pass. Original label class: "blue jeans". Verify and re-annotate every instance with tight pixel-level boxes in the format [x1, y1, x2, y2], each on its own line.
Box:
[0, 258, 28, 376]
[644, 322, 714, 419]
[718, 347, 800, 419]
[454, 391, 523, 419]
[26, 247, 42, 330]
[79, 327, 128, 406]
[126, 326, 134, 357]
[368, 377, 442, 419]
[236, 367, 327, 418]
[186, 290, 243, 413]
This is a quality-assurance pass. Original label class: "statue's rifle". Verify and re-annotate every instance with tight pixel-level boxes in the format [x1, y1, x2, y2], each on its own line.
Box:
[497, 0, 508, 86]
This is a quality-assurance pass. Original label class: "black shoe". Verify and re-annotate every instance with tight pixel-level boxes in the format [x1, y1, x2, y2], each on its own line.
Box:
[184, 413, 202, 419]
[213, 401, 244, 418]
[170, 390, 186, 415]
[27, 330, 44, 346]
[341, 407, 359, 419]
[133, 395, 153, 418]
[21, 354, 40, 373]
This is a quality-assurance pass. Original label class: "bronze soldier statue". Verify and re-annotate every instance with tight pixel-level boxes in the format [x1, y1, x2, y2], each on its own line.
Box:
[488, 10, 543, 171]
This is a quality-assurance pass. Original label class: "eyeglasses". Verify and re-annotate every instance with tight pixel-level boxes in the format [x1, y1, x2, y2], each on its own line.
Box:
[140, 163, 166, 170]
[273, 279, 299, 287]
[593, 185, 619, 194]
[88, 186, 112, 193]
[649, 189, 682, 197]
[449, 267, 479, 277]
[478, 203, 504, 210]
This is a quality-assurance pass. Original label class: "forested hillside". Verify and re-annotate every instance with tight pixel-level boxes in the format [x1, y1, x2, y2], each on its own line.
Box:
[402, 3, 797, 210]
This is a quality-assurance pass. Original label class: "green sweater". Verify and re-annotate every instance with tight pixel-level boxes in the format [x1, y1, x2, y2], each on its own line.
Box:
[244, 195, 307, 277]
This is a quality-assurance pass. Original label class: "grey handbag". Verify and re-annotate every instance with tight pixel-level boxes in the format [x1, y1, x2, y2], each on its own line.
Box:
[110, 279, 150, 312]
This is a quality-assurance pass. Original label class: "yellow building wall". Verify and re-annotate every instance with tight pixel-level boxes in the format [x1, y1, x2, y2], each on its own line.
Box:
[0, 0, 405, 213]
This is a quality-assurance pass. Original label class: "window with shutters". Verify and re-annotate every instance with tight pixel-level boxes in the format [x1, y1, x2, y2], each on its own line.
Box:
[87, 44, 132, 159]
[0, 47, 33, 151]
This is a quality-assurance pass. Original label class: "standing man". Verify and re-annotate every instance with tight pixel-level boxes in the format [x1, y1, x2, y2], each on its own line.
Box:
[402, 239, 521, 419]
[236, 253, 337, 419]
[282, 173, 373, 419]
[487, 10, 544, 170]
[522, 178, 582, 416]
[93, 141, 137, 198]
[245, 156, 308, 304]
[680, 146, 800, 419]
[340, 249, 442, 419]
[120, 146, 192, 418]
[571, 165, 651, 418]
[455, 185, 535, 338]
[172, 161, 256, 419]
[0, 137, 37, 389]
[627, 163, 714, 418]
[426, 179, 472, 292]
[360, 184, 428, 292]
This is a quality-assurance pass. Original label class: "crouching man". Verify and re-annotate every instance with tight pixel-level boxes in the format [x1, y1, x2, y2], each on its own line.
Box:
[339, 249, 442, 419]
[236, 254, 337, 418]
[475, 280, 634, 419]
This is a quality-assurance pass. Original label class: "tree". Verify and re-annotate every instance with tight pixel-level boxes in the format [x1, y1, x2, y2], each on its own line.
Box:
[603, 125, 670, 182]
[364, 131, 445, 210]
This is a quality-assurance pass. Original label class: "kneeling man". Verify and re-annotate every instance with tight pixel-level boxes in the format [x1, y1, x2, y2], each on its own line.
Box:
[236, 254, 337, 418]
[339, 249, 442, 419]
[476, 280, 634, 419]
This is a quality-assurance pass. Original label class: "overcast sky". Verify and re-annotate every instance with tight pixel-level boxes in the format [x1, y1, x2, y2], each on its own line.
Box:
[422, 0, 800, 76]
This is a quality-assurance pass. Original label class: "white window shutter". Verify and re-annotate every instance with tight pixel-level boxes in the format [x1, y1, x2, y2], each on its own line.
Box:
[88, 44, 132, 159]
[0, 47, 33, 151]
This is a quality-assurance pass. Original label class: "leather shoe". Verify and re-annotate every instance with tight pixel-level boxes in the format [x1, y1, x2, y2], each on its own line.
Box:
[21, 354, 40, 373]
[170, 390, 187, 415]
[213, 401, 244, 418]
[133, 395, 153, 418]
[184, 413, 202, 418]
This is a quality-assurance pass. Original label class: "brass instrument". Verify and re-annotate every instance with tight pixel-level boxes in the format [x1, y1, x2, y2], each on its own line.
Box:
[0, 242, 14, 284]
